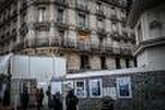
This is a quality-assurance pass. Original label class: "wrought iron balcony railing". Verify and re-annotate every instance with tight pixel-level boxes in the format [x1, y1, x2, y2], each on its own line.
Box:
[55, 0, 68, 7]
[96, 8, 105, 18]
[97, 27, 108, 37]
[76, 3, 89, 13]
[34, 21, 50, 31]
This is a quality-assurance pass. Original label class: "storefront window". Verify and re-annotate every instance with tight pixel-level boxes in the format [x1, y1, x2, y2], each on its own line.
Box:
[116, 77, 132, 98]
[75, 80, 86, 98]
[89, 79, 102, 98]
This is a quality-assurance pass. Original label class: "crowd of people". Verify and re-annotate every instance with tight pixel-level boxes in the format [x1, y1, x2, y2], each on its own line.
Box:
[20, 84, 44, 110]
[20, 84, 79, 110]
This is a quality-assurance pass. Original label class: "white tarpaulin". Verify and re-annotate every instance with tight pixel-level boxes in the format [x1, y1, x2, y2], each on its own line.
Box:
[11, 55, 66, 83]
[0, 53, 13, 74]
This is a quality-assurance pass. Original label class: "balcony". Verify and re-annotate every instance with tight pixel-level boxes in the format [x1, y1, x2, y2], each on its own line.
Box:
[55, 0, 68, 7]
[56, 19, 69, 30]
[10, 36, 133, 56]
[120, 47, 133, 56]
[96, 8, 105, 19]
[129, 34, 136, 44]
[76, 3, 89, 13]
[97, 27, 108, 37]
[111, 32, 120, 41]
[111, 14, 119, 23]
[20, 23, 28, 36]
[34, 21, 50, 31]
[77, 24, 91, 34]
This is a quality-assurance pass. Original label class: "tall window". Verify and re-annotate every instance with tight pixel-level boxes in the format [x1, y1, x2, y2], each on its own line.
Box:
[115, 57, 121, 69]
[125, 58, 130, 68]
[97, 19, 104, 29]
[38, 7, 46, 22]
[57, 9, 64, 23]
[137, 24, 143, 42]
[89, 79, 102, 98]
[101, 56, 106, 69]
[75, 80, 87, 98]
[78, 13, 86, 27]
[112, 23, 117, 32]
[80, 55, 89, 69]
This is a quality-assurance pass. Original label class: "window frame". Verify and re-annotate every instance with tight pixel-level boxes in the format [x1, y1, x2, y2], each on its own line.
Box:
[74, 80, 87, 98]
[89, 78, 103, 98]
[116, 77, 132, 99]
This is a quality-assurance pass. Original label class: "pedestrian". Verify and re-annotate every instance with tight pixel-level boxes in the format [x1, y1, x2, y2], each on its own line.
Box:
[46, 86, 52, 109]
[36, 88, 44, 110]
[3, 85, 10, 107]
[40, 88, 44, 107]
[21, 84, 29, 110]
[53, 92, 62, 110]
[66, 90, 79, 110]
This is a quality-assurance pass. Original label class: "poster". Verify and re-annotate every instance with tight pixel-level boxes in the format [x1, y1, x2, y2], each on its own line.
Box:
[116, 77, 132, 98]
[89, 79, 102, 97]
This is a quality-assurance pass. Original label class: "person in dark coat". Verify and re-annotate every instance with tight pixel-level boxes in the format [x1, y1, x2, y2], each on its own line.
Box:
[3, 85, 10, 107]
[21, 85, 29, 110]
[66, 90, 79, 110]
[46, 86, 52, 109]
[53, 92, 62, 110]
[36, 88, 44, 110]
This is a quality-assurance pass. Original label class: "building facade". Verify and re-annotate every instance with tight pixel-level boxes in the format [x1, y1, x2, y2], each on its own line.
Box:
[0, 0, 136, 73]
[128, 0, 165, 69]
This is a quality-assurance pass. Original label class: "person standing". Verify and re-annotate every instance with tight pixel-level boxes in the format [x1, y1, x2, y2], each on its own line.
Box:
[40, 88, 44, 107]
[53, 92, 62, 110]
[21, 84, 29, 110]
[66, 90, 79, 110]
[36, 88, 44, 110]
[46, 86, 52, 109]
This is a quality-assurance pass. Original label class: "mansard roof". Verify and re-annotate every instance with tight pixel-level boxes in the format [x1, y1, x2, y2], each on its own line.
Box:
[127, 0, 165, 28]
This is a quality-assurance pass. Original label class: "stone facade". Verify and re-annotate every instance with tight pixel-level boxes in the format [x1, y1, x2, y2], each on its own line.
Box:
[0, 0, 136, 73]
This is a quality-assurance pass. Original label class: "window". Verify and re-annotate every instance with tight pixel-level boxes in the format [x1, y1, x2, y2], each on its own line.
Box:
[134, 58, 137, 67]
[97, 20, 104, 29]
[125, 58, 130, 68]
[80, 55, 89, 69]
[112, 23, 117, 32]
[101, 56, 107, 69]
[137, 24, 143, 42]
[38, 7, 46, 22]
[79, 0, 86, 6]
[75, 80, 87, 98]
[57, 9, 64, 23]
[58, 30, 65, 37]
[116, 77, 132, 98]
[115, 57, 121, 69]
[89, 79, 102, 98]
[78, 13, 86, 27]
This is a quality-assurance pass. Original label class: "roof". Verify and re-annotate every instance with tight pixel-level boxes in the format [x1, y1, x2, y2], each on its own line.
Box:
[127, 0, 165, 28]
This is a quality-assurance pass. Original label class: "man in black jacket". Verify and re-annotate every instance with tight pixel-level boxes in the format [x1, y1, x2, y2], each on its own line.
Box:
[66, 90, 79, 110]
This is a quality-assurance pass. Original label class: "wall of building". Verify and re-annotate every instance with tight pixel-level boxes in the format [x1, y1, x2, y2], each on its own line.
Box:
[64, 70, 165, 110]
[138, 4, 165, 42]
